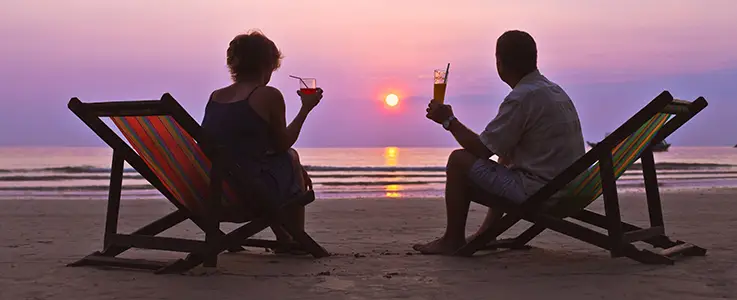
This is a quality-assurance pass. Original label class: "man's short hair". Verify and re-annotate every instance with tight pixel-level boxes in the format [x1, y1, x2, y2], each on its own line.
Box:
[496, 30, 538, 75]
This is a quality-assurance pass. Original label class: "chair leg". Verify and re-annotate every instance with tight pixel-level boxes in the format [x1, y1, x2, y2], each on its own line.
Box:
[460, 227, 500, 254]
[621, 245, 675, 265]
[513, 224, 546, 246]
[524, 211, 687, 265]
[203, 255, 218, 268]
[69, 210, 189, 271]
[156, 256, 199, 274]
[203, 220, 220, 268]
[573, 210, 678, 249]
[456, 214, 520, 256]
[281, 224, 330, 258]
[157, 219, 272, 274]
[481, 224, 544, 250]
[98, 210, 189, 258]
[662, 242, 706, 257]
[70, 251, 172, 270]
[67, 251, 104, 267]
[227, 246, 247, 253]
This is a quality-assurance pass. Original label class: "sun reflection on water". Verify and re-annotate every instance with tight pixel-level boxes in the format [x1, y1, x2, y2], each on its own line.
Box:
[385, 184, 402, 198]
[383, 147, 402, 198]
[383, 146, 399, 166]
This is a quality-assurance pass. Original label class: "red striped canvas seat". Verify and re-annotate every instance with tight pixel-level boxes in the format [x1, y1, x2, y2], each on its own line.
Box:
[111, 115, 239, 214]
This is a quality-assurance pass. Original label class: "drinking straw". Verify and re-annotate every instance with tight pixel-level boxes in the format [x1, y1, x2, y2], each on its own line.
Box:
[289, 75, 309, 88]
[443, 63, 450, 82]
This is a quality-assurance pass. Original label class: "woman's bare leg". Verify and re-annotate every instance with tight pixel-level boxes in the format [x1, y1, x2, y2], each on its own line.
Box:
[271, 148, 308, 243]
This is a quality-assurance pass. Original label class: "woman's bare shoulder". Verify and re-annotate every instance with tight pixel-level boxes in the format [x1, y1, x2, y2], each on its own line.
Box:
[254, 85, 284, 98]
[209, 85, 239, 103]
[251, 85, 286, 108]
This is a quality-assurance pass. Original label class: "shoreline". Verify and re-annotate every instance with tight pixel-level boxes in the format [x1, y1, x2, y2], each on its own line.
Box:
[2, 188, 737, 299]
[1, 183, 737, 201]
[2, 185, 736, 200]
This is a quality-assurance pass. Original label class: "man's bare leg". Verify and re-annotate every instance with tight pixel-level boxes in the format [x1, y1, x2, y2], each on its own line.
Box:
[413, 149, 478, 255]
[466, 208, 503, 242]
[466, 155, 511, 242]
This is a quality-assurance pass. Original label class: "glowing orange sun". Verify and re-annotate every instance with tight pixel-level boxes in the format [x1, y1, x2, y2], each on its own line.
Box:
[385, 94, 400, 107]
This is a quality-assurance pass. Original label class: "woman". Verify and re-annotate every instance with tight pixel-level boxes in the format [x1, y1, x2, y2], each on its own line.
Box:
[201, 30, 322, 254]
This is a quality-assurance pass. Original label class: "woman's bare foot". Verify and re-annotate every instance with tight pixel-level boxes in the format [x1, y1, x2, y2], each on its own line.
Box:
[412, 237, 466, 255]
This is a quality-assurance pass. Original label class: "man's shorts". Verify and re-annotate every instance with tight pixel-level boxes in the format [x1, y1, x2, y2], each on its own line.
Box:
[467, 159, 528, 204]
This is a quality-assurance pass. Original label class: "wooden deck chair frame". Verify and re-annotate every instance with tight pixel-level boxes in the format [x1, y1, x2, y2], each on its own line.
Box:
[458, 91, 708, 264]
[66, 93, 329, 274]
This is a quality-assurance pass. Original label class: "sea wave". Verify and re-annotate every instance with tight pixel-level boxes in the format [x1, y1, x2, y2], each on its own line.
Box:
[4, 175, 737, 192]
[0, 181, 445, 191]
[0, 166, 137, 174]
[0, 175, 144, 181]
[0, 162, 733, 175]
[0, 184, 155, 191]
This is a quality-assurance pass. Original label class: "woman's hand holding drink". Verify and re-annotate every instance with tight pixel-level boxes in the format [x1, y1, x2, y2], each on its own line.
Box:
[291, 76, 322, 111]
[298, 87, 322, 110]
[297, 77, 318, 95]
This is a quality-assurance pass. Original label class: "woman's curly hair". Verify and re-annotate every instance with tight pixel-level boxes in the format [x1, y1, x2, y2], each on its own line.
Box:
[226, 30, 283, 82]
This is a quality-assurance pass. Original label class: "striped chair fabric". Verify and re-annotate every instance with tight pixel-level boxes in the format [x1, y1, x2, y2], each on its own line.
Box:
[557, 113, 673, 213]
[110, 115, 238, 213]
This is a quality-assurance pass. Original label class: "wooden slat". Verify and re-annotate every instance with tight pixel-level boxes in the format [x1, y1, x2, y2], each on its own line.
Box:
[479, 238, 531, 250]
[573, 210, 675, 249]
[241, 239, 295, 249]
[110, 234, 208, 253]
[660, 243, 707, 257]
[84, 100, 168, 117]
[661, 104, 690, 114]
[623, 226, 665, 243]
[671, 98, 693, 105]
[625, 248, 675, 265]
[72, 254, 169, 271]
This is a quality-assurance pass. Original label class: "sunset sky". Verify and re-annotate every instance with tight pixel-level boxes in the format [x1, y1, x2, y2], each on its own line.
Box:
[1, 0, 736, 147]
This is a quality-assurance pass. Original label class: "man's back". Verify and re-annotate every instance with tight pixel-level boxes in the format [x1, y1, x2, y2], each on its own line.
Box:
[480, 70, 585, 196]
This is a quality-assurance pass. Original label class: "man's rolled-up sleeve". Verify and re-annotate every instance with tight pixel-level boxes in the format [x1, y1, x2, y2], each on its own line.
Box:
[479, 99, 527, 158]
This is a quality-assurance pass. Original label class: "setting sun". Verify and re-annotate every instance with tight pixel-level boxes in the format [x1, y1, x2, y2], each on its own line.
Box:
[385, 94, 400, 107]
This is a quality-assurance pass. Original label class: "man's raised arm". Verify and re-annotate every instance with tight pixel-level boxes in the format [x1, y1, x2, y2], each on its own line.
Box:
[446, 119, 493, 159]
[425, 100, 493, 159]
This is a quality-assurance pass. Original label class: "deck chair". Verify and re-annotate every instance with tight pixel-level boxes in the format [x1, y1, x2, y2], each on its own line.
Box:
[457, 91, 708, 264]
[66, 93, 329, 274]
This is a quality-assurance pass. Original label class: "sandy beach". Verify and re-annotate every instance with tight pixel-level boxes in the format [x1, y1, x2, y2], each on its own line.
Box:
[1, 188, 736, 299]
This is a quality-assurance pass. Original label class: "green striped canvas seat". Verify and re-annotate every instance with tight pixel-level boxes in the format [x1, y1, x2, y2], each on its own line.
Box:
[458, 91, 708, 264]
[554, 113, 672, 215]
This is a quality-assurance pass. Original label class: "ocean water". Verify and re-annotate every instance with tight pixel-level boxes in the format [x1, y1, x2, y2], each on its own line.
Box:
[0, 146, 736, 200]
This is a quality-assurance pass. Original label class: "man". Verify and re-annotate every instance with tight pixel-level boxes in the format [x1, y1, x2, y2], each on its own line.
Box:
[414, 30, 586, 255]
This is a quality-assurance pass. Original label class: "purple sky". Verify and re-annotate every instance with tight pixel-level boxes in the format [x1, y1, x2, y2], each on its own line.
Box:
[1, 1, 736, 147]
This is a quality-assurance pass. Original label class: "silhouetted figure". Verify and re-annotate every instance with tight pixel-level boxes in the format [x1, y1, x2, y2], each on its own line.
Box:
[415, 30, 585, 254]
[202, 31, 323, 254]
